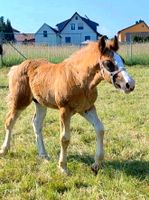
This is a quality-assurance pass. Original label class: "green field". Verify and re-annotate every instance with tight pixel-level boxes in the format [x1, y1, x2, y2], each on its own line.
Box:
[0, 64, 148, 200]
[1, 42, 149, 67]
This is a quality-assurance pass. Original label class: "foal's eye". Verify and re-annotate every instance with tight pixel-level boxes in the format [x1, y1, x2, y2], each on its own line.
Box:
[103, 60, 116, 72]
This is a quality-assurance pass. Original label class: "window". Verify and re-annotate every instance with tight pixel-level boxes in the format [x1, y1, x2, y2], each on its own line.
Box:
[78, 23, 83, 30]
[75, 16, 78, 20]
[71, 24, 75, 30]
[85, 36, 91, 41]
[43, 30, 47, 37]
[65, 37, 71, 43]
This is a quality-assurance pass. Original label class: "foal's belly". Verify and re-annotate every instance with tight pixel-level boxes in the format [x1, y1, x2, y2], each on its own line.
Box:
[67, 88, 98, 113]
[32, 83, 98, 113]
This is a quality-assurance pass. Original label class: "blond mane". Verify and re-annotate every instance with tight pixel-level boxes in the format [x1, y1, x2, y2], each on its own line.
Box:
[64, 41, 100, 69]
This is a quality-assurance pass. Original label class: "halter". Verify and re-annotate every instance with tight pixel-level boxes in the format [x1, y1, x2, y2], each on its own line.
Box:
[99, 61, 125, 85]
[99, 52, 126, 85]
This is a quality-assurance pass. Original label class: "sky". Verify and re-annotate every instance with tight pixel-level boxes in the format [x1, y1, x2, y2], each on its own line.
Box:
[0, 0, 149, 38]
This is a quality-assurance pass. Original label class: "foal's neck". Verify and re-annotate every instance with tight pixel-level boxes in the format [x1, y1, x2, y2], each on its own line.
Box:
[64, 42, 103, 89]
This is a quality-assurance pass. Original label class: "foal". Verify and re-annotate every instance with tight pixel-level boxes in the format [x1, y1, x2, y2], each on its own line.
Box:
[0, 36, 135, 174]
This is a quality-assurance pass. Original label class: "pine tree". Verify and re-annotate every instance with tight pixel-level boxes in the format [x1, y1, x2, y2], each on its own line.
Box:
[0, 16, 5, 32]
[5, 19, 15, 42]
[0, 17, 15, 42]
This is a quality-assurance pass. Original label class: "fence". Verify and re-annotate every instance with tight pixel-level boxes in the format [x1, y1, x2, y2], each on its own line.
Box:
[118, 42, 149, 65]
[0, 41, 149, 67]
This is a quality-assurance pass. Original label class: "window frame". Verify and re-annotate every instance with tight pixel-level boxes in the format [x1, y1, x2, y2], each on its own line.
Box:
[78, 23, 84, 30]
[71, 23, 75, 30]
[43, 30, 47, 37]
[85, 36, 91, 41]
[65, 36, 71, 44]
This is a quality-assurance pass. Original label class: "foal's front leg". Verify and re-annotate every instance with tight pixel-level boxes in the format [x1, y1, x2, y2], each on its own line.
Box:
[81, 106, 104, 174]
[59, 107, 71, 174]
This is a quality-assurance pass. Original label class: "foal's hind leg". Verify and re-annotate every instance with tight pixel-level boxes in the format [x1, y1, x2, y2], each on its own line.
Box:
[32, 102, 49, 160]
[80, 106, 104, 175]
[0, 109, 20, 155]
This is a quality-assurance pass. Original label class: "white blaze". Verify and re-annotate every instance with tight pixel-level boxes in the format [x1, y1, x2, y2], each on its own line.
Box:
[113, 52, 132, 83]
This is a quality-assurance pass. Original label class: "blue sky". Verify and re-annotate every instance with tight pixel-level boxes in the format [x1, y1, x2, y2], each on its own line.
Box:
[0, 0, 149, 37]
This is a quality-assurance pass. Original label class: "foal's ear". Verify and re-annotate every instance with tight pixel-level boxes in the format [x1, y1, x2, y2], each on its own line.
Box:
[98, 36, 106, 54]
[107, 35, 119, 51]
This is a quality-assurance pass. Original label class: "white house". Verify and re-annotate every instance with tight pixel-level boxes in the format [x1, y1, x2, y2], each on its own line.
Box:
[35, 23, 60, 45]
[35, 12, 101, 45]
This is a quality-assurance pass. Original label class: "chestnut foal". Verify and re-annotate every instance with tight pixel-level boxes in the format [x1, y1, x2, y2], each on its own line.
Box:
[0, 36, 135, 174]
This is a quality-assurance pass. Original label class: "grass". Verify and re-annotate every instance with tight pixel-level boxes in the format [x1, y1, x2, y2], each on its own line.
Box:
[1, 44, 78, 66]
[118, 42, 149, 65]
[0, 65, 149, 200]
[1, 42, 149, 67]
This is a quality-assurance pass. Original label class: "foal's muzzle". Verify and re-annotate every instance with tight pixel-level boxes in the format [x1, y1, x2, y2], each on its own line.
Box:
[123, 79, 135, 93]
[112, 69, 135, 93]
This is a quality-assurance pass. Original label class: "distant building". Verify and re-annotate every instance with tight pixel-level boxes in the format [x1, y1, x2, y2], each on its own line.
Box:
[117, 20, 149, 42]
[35, 12, 101, 45]
[14, 33, 35, 44]
[35, 24, 60, 45]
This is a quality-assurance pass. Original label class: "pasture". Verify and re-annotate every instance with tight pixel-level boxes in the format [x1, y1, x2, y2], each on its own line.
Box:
[0, 63, 149, 200]
[1, 42, 149, 67]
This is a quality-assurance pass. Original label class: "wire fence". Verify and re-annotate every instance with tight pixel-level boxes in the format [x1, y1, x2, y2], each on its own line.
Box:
[118, 42, 149, 65]
[0, 41, 149, 67]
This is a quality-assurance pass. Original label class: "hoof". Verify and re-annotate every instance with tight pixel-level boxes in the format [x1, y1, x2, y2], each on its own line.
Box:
[0, 147, 9, 156]
[39, 154, 50, 161]
[91, 163, 100, 175]
[58, 166, 71, 176]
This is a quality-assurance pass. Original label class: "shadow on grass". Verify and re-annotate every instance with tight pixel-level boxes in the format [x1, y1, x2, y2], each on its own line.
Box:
[106, 160, 149, 180]
[68, 154, 94, 166]
[0, 85, 8, 89]
[68, 153, 149, 180]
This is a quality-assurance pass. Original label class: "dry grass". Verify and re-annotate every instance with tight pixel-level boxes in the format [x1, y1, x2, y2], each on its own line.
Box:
[2, 44, 79, 66]
[118, 42, 149, 65]
[1, 42, 149, 67]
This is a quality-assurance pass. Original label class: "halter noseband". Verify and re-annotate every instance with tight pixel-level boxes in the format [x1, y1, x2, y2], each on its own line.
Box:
[99, 61, 125, 85]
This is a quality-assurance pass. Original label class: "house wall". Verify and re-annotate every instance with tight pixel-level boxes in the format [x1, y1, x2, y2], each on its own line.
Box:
[60, 14, 97, 45]
[118, 22, 149, 42]
[35, 24, 59, 45]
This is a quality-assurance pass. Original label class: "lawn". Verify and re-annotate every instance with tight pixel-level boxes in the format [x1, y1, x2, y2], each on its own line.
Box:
[0, 65, 149, 200]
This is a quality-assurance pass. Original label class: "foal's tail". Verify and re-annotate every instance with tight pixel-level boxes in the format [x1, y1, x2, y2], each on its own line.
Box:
[7, 60, 33, 111]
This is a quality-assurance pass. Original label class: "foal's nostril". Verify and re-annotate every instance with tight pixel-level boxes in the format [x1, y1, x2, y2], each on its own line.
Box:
[126, 83, 130, 89]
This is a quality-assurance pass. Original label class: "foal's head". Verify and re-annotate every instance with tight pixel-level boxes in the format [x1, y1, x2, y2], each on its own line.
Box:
[98, 36, 135, 93]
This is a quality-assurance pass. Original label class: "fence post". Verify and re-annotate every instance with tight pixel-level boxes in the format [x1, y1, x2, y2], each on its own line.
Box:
[0, 44, 3, 67]
[130, 41, 132, 65]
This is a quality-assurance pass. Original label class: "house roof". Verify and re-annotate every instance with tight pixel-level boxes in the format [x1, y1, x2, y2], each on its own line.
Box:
[118, 20, 149, 34]
[56, 12, 100, 35]
[35, 23, 59, 34]
[56, 19, 70, 32]
[14, 33, 35, 42]
[13, 28, 20, 33]
[45, 23, 59, 33]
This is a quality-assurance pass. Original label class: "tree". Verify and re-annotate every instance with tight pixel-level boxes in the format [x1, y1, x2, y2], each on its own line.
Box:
[0, 16, 15, 42]
[0, 17, 5, 32]
[5, 19, 15, 42]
